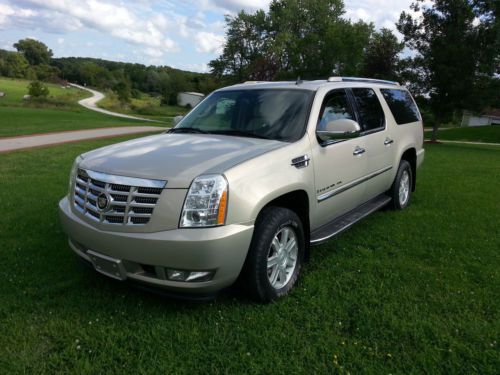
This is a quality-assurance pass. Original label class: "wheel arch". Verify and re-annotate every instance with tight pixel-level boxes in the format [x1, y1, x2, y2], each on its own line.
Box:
[255, 189, 311, 259]
[400, 147, 417, 191]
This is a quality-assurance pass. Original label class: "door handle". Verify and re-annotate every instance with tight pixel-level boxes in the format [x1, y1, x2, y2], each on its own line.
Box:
[384, 138, 394, 146]
[353, 146, 365, 156]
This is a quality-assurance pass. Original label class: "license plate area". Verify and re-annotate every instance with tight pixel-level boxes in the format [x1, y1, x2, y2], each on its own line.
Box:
[87, 250, 127, 281]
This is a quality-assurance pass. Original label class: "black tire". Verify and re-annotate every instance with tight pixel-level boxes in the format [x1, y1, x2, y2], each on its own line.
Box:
[390, 160, 413, 210]
[243, 207, 305, 303]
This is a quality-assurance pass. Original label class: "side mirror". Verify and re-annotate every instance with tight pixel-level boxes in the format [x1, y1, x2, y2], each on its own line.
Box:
[316, 119, 361, 142]
[173, 115, 184, 126]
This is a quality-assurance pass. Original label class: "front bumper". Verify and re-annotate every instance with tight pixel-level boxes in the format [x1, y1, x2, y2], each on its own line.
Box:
[59, 197, 254, 294]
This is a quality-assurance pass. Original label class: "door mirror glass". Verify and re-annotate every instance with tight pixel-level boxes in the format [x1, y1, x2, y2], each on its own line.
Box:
[173, 115, 184, 126]
[316, 119, 361, 142]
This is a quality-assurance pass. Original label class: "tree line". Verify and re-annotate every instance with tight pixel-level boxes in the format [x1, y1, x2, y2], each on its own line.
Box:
[0, 38, 219, 106]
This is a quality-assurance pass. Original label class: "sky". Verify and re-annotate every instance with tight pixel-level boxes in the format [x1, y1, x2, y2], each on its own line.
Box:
[0, 0, 417, 73]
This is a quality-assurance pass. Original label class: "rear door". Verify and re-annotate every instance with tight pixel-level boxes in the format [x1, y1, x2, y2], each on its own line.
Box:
[349, 87, 395, 201]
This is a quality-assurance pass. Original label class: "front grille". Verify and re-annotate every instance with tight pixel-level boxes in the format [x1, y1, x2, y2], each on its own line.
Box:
[73, 169, 166, 226]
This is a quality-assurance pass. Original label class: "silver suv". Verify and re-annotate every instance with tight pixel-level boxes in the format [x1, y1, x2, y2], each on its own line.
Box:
[59, 77, 425, 302]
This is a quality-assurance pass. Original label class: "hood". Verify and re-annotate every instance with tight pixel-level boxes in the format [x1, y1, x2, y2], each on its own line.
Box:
[80, 133, 286, 188]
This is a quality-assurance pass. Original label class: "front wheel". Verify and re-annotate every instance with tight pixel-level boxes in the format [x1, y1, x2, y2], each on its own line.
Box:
[243, 207, 305, 303]
[390, 160, 413, 210]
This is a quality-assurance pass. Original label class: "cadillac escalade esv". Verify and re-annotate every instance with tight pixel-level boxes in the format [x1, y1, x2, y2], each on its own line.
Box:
[59, 77, 425, 302]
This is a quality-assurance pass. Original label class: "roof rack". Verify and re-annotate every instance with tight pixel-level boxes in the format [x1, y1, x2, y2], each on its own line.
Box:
[327, 76, 400, 86]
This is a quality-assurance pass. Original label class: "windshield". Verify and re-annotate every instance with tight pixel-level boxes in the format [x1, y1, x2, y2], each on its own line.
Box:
[174, 89, 314, 142]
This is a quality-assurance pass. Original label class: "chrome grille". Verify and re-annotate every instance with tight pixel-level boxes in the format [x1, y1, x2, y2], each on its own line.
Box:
[73, 168, 166, 225]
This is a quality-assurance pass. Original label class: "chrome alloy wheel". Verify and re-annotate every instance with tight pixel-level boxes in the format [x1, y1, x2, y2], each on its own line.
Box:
[267, 226, 298, 289]
[399, 170, 410, 206]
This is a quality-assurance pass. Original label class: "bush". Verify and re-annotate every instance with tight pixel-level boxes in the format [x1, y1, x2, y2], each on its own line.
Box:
[28, 81, 49, 98]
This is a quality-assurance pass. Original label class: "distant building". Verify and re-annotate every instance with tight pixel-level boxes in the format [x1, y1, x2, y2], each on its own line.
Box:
[177, 92, 204, 108]
[462, 109, 500, 127]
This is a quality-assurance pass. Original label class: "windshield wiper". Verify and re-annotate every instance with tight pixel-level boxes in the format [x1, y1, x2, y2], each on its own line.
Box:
[209, 130, 272, 140]
[168, 127, 208, 134]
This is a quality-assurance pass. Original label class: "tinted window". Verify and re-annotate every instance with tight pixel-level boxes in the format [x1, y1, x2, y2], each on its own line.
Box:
[381, 89, 420, 124]
[351, 88, 385, 131]
[178, 89, 314, 142]
[317, 90, 355, 130]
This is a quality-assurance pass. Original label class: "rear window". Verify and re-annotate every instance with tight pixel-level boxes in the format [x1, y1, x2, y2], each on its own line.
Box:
[381, 89, 420, 125]
[351, 88, 385, 132]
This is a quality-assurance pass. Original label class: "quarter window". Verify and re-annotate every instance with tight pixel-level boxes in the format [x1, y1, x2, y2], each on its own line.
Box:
[351, 88, 385, 132]
[317, 90, 355, 130]
[381, 89, 420, 125]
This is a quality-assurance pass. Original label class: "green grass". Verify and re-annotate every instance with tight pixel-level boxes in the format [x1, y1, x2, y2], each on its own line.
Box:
[0, 78, 165, 137]
[98, 91, 188, 121]
[0, 77, 87, 107]
[0, 106, 166, 137]
[426, 125, 500, 143]
[0, 140, 498, 373]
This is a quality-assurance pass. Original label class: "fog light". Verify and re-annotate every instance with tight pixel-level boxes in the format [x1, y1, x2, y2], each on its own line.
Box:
[166, 269, 214, 282]
[166, 269, 189, 281]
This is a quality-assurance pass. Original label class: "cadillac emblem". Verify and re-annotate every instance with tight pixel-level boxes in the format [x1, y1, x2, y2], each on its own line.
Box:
[97, 193, 111, 211]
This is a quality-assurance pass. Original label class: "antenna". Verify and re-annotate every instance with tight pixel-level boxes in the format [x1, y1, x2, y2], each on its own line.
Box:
[296, 76, 303, 85]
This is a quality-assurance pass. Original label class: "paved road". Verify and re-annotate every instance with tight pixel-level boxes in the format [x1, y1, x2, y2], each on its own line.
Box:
[0, 126, 165, 153]
[70, 83, 162, 123]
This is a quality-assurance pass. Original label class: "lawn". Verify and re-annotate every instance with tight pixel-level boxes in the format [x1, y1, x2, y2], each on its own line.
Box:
[426, 125, 500, 143]
[0, 77, 87, 107]
[0, 140, 498, 373]
[0, 106, 165, 137]
[98, 91, 188, 122]
[0, 78, 166, 137]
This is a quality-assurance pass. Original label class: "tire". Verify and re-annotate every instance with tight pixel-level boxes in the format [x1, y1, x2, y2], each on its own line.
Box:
[243, 207, 305, 303]
[390, 160, 413, 210]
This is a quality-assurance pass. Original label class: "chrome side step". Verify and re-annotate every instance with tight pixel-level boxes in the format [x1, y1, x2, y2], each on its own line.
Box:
[310, 194, 392, 246]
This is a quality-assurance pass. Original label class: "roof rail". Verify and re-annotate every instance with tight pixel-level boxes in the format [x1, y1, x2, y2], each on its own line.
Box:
[327, 76, 400, 86]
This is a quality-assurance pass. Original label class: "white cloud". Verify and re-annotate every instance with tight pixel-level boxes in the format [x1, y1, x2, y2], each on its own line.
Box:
[57, 37, 64, 44]
[0, 4, 15, 27]
[344, 0, 413, 31]
[195, 31, 225, 54]
[18, 0, 178, 52]
[0, 3, 38, 28]
[143, 47, 163, 58]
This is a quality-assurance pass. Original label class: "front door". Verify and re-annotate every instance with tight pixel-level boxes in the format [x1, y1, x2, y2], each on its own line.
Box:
[311, 89, 368, 228]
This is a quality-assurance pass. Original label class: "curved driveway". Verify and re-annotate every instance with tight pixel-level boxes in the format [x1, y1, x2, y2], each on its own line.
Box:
[70, 83, 161, 123]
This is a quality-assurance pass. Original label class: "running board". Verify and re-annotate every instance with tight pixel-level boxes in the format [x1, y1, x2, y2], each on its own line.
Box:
[310, 194, 392, 246]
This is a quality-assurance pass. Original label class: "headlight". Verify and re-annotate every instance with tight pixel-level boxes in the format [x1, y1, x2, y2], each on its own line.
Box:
[68, 155, 83, 194]
[180, 174, 228, 227]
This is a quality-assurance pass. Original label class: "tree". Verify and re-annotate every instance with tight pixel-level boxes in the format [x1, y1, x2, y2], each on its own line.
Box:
[113, 79, 131, 104]
[0, 51, 32, 78]
[361, 28, 404, 81]
[14, 38, 53, 65]
[397, 0, 499, 140]
[28, 81, 49, 98]
[209, 0, 373, 82]
[209, 10, 271, 81]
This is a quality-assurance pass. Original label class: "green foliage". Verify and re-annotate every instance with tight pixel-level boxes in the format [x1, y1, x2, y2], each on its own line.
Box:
[361, 28, 404, 81]
[0, 51, 33, 79]
[397, 0, 499, 139]
[209, 0, 373, 81]
[28, 81, 49, 98]
[113, 79, 131, 104]
[32, 64, 60, 82]
[13, 38, 53, 65]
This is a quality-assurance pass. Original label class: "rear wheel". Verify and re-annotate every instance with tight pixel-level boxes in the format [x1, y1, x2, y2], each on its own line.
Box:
[243, 207, 305, 303]
[390, 160, 412, 210]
